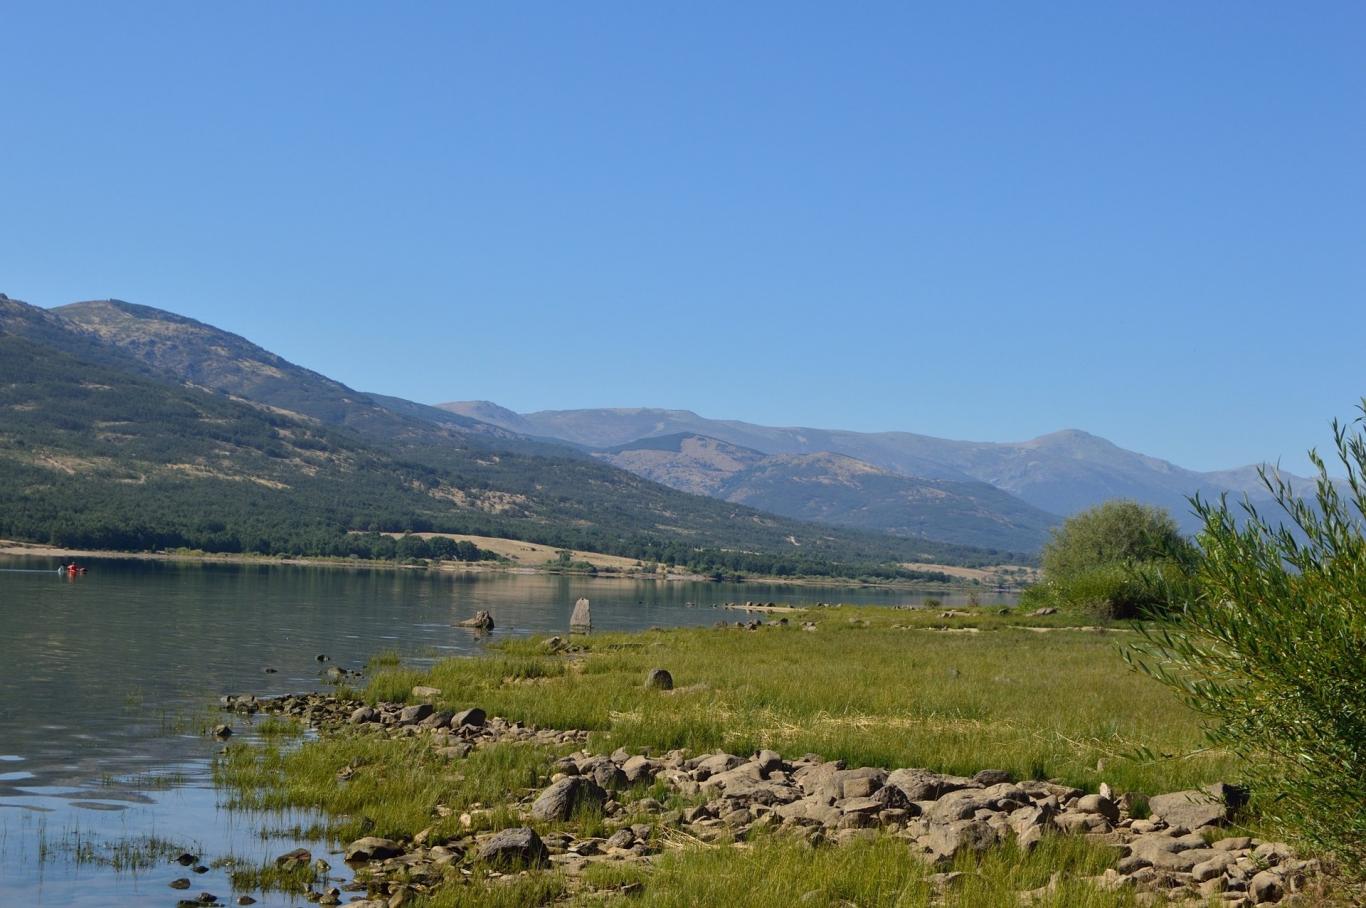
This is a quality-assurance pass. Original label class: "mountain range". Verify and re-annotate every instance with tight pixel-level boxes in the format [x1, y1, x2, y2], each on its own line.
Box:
[0, 294, 1000, 576]
[1, 291, 1300, 567]
[441, 402, 1297, 533]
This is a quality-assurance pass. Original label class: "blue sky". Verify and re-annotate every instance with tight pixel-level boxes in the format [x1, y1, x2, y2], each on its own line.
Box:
[2, 3, 1362, 473]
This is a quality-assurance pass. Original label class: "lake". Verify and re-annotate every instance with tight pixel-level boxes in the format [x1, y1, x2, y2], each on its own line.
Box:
[0, 556, 1013, 906]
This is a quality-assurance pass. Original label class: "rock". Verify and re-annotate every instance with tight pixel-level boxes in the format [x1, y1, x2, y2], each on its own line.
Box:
[344, 836, 404, 863]
[531, 776, 607, 821]
[211, 724, 232, 739]
[1028, 607, 1058, 616]
[398, 703, 433, 725]
[236, 898, 256, 906]
[456, 610, 494, 630]
[1075, 793, 1119, 822]
[349, 706, 377, 723]
[645, 668, 674, 690]
[452, 707, 486, 728]
[571, 598, 591, 630]
[171, 878, 191, 889]
[755, 750, 783, 774]
[972, 769, 1013, 786]
[923, 818, 997, 861]
[1251, 842, 1293, 867]
[886, 768, 962, 801]
[1148, 789, 1232, 830]
[411, 686, 441, 700]
[175, 852, 199, 866]
[605, 828, 635, 849]
[477, 827, 549, 869]
[274, 847, 311, 869]
[1249, 870, 1284, 903]
[621, 755, 653, 783]
[1212, 836, 1253, 852]
[1192, 852, 1238, 882]
[325, 666, 345, 681]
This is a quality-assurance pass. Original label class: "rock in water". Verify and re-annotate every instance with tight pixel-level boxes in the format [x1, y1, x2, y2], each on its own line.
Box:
[477, 827, 549, 869]
[645, 668, 674, 690]
[570, 598, 591, 631]
[456, 610, 494, 630]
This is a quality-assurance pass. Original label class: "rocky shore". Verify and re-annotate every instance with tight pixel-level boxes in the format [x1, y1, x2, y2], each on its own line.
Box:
[219, 692, 1324, 907]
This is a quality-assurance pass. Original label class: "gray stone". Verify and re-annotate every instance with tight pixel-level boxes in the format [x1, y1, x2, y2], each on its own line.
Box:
[452, 707, 485, 728]
[344, 837, 404, 863]
[1192, 852, 1238, 882]
[1075, 793, 1119, 822]
[1249, 870, 1283, 903]
[571, 598, 591, 629]
[972, 769, 1013, 786]
[885, 768, 962, 801]
[645, 668, 673, 690]
[349, 706, 377, 723]
[923, 818, 998, 861]
[621, 754, 653, 783]
[456, 610, 494, 630]
[477, 827, 549, 869]
[411, 686, 441, 700]
[398, 703, 433, 725]
[1147, 789, 1231, 830]
[531, 777, 607, 821]
[755, 750, 783, 774]
[604, 828, 635, 849]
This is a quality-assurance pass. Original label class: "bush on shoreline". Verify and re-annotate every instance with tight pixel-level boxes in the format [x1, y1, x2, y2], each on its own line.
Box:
[1129, 407, 1366, 875]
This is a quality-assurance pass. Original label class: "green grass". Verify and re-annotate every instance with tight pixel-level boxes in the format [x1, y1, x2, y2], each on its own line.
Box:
[384, 607, 1230, 795]
[216, 734, 567, 843]
[596, 832, 1137, 908]
[215, 856, 318, 894]
[215, 606, 1246, 907]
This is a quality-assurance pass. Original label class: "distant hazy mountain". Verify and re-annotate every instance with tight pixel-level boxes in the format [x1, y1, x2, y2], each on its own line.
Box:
[439, 402, 1298, 527]
[595, 433, 1059, 552]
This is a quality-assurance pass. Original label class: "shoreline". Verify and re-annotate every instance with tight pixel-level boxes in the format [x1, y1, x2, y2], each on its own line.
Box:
[0, 538, 1017, 593]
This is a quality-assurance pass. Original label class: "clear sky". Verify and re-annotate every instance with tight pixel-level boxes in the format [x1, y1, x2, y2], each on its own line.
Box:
[2, 3, 1362, 474]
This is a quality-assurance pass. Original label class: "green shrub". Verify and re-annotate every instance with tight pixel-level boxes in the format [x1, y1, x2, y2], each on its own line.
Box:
[1031, 500, 1196, 618]
[1128, 407, 1366, 874]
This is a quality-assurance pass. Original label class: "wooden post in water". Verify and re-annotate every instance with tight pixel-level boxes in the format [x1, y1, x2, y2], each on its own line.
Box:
[570, 597, 591, 633]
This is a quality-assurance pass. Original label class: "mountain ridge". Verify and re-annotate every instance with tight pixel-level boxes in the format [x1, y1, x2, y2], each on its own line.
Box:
[592, 433, 1059, 552]
[438, 401, 1299, 527]
[1, 294, 1017, 570]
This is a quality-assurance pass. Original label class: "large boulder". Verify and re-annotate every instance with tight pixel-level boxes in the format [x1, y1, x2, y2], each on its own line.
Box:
[885, 768, 965, 802]
[645, 668, 673, 690]
[452, 707, 486, 728]
[398, 703, 433, 725]
[922, 818, 998, 861]
[344, 837, 403, 863]
[530, 777, 607, 822]
[1147, 789, 1232, 830]
[478, 827, 549, 869]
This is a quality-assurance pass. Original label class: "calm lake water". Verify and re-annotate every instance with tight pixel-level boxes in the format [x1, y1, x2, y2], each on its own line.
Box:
[0, 556, 1014, 906]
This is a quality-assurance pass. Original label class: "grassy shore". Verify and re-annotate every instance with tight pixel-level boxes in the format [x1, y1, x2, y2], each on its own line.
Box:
[215, 606, 1253, 905]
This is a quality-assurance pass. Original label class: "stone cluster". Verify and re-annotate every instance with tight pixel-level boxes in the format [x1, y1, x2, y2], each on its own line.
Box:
[221, 694, 1320, 907]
